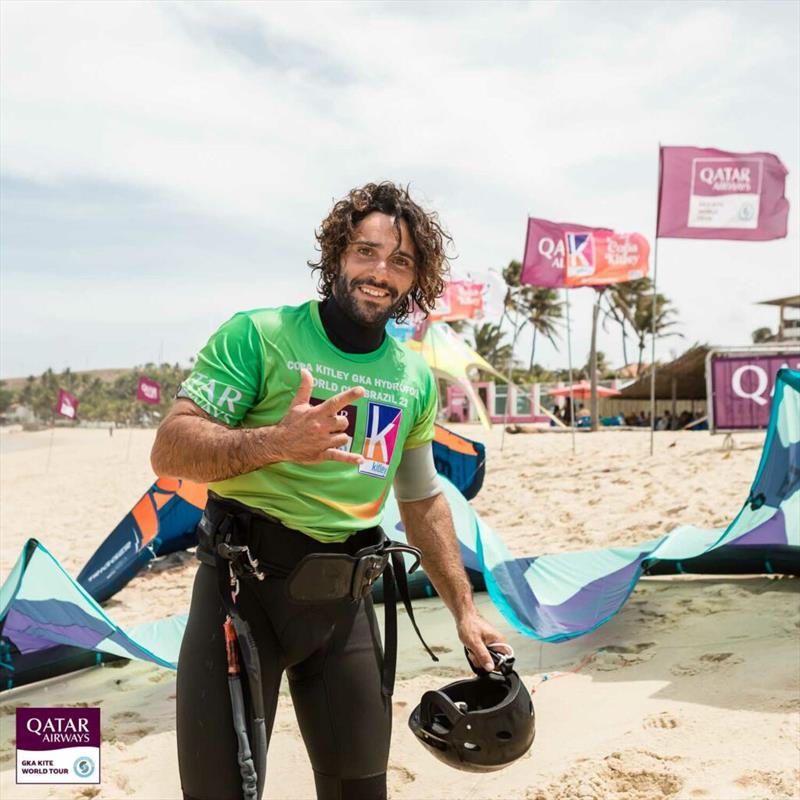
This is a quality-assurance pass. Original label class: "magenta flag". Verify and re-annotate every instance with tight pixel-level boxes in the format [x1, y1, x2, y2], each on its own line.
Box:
[657, 146, 789, 240]
[137, 376, 161, 405]
[55, 389, 79, 419]
[521, 218, 611, 287]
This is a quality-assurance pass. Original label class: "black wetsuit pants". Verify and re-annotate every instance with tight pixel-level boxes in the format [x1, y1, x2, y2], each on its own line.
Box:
[177, 517, 392, 800]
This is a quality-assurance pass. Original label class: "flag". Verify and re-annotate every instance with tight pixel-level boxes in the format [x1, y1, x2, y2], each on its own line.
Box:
[55, 389, 78, 419]
[521, 218, 647, 288]
[400, 277, 493, 337]
[657, 146, 789, 240]
[428, 280, 486, 322]
[137, 376, 161, 405]
[451, 268, 507, 319]
[565, 230, 650, 287]
[521, 218, 611, 287]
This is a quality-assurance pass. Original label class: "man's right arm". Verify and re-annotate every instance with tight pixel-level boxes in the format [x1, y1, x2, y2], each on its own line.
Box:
[150, 398, 286, 482]
[150, 369, 365, 482]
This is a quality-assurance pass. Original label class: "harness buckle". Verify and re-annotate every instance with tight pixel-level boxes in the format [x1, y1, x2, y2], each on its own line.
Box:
[351, 553, 390, 600]
[217, 542, 266, 582]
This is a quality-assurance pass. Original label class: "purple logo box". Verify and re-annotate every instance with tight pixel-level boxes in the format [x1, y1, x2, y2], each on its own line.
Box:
[17, 708, 101, 751]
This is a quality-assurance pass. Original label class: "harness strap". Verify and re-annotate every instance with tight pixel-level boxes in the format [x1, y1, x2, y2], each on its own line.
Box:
[388, 550, 440, 664]
[213, 514, 267, 800]
[380, 560, 398, 697]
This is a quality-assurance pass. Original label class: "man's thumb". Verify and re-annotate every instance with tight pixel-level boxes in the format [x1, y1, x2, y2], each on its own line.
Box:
[291, 369, 314, 407]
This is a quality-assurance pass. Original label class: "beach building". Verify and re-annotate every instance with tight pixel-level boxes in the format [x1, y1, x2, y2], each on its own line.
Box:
[599, 345, 709, 423]
[756, 294, 800, 342]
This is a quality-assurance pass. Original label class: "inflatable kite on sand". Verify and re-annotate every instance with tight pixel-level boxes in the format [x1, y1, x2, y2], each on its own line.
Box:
[1, 370, 798, 689]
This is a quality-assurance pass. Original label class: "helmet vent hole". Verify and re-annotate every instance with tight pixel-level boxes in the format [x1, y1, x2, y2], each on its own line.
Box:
[463, 742, 480, 751]
[496, 730, 513, 741]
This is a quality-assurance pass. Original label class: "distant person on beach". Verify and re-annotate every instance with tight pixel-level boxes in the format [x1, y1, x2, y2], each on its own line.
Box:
[563, 397, 573, 425]
[150, 182, 507, 800]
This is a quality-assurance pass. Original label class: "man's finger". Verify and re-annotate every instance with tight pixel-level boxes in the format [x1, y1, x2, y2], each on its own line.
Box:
[316, 386, 365, 414]
[290, 369, 314, 407]
[467, 644, 495, 673]
[328, 433, 351, 449]
[324, 449, 364, 465]
[330, 414, 350, 432]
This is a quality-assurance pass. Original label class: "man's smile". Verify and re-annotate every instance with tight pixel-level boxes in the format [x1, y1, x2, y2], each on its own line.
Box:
[357, 285, 391, 299]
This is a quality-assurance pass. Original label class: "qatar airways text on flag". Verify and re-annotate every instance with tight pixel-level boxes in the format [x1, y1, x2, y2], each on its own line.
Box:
[137, 376, 161, 405]
[657, 146, 789, 240]
[56, 389, 79, 419]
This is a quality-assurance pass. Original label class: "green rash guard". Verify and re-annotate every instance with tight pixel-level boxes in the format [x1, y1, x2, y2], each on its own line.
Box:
[179, 300, 438, 542]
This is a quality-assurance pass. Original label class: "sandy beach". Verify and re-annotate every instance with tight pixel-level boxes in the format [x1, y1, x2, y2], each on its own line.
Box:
[1, 425, 798, 800]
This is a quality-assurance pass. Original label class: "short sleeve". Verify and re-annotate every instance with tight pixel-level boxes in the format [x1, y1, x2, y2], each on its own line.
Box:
[179, 313, 263, 426]
[404, 368, 438, 450]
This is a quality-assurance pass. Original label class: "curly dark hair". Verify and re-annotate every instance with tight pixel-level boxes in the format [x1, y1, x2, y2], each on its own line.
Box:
[308, 181, 451, 322]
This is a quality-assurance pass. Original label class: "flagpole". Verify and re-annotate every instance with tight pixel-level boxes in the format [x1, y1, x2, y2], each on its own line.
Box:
[500, 306, 522, 453]
[501, 218, 529, 451]
[564, 288, 576, 455]
[649, 142, 663, 456]
[126, 422, 133, 462]
[45, 421, 55, 473]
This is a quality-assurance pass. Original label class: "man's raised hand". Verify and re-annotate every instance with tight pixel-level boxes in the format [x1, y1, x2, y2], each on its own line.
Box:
[273, 369, 365, 465]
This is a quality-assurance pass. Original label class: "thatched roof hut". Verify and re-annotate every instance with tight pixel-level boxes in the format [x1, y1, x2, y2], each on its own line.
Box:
[617, 345, 709, 400]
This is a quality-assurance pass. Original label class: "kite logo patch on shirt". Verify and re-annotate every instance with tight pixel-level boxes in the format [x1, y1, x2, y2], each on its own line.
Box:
[310, 397, 357, 452]
[359, 402, 402, 478]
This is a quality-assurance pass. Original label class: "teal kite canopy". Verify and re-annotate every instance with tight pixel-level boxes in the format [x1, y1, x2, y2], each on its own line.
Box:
[2, 370, 798, 689]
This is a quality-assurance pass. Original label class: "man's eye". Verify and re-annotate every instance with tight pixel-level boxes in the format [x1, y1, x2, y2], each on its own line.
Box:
[358, 247, 373, 256]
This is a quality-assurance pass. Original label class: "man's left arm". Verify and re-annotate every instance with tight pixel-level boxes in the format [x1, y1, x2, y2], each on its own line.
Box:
[398, 493, 506, 672]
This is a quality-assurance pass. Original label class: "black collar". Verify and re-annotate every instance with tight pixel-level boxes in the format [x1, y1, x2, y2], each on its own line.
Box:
[319, 296, 385, 354]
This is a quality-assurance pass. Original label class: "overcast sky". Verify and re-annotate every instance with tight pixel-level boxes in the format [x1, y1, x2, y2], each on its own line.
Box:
[1, 0, 798, 379]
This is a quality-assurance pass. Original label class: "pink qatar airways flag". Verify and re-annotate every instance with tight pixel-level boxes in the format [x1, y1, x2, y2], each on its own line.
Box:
[657, 146, 789, 240]
[55, 388, 79, 419]
[136, 376, 161, 405]
[521, 218, 611, 287]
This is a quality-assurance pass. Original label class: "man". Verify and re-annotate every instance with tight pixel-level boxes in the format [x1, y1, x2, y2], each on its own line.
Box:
[151, 181, 507, 800]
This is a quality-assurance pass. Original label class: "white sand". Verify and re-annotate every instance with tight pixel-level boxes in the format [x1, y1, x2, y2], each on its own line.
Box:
[1, 426, 798, 800]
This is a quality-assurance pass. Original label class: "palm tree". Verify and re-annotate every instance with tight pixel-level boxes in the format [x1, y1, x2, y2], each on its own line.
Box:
[582, 350, 611, 379]
[501, 260, 563, 371]
[606, 278, 682, 376]
[752, 327, 773, 343]
[471, 322, 513, 371]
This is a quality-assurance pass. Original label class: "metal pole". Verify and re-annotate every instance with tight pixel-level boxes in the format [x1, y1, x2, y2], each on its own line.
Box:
[648, 228, 661, 456]
[45, 423, 55, 473]
[565, 288, 576, 454]
[649, 142, 663, 456]
[501, 217, 532, 450]
[500, 306, 522, 452]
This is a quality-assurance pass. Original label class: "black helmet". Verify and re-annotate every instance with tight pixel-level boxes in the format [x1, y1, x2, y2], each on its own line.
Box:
[408, 646, 535, 772]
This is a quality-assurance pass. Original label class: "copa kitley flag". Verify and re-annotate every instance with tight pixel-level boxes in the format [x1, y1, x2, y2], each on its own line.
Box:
[521, 218, 610, 287]
[55, 389, 78, 419]
[565, 230, 649, 287]
[657, 146, 789, 240]
[521, 218, 648, 288]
